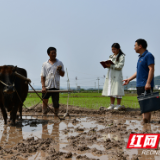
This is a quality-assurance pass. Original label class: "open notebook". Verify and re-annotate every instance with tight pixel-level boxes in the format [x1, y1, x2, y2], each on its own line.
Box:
[100, 60, 114, 68]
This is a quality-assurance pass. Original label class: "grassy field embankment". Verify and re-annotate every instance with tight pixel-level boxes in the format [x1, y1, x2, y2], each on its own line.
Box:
[24, 93, 140, 109]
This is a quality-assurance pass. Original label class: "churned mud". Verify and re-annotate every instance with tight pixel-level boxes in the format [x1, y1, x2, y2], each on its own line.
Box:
[0, 104, 160, 159]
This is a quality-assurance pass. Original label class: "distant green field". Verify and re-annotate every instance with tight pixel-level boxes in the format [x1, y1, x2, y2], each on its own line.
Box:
[24, 93, 140, 109]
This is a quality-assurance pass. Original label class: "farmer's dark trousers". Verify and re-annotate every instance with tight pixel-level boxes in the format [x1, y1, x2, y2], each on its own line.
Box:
[42, 88, 59, 108]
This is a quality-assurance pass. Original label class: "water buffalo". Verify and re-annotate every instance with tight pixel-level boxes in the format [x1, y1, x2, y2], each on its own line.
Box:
[0, 65, 29, 125]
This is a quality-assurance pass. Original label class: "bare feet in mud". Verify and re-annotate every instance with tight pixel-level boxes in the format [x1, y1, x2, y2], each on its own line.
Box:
[143, 118, 150, 124]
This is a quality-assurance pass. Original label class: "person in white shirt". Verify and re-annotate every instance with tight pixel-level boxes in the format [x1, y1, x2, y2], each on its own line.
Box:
[40, 47, 65, 115]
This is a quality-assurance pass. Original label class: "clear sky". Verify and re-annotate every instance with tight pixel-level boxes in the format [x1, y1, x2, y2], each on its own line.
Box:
[0, 0, 160, 89]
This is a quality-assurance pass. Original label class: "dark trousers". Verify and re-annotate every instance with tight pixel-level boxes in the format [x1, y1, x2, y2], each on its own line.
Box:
[42, 88, 59, 108]
[137, 87, 153, 96]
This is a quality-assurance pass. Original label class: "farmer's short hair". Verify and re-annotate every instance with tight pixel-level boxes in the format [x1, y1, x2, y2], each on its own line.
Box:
[135, 39, 147, 49]
[47, 47, 57, 55]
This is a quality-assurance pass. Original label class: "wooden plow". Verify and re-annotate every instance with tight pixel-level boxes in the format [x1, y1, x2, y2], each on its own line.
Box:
[15, 68, 73, 120]
[28, 90, 73, 93]
[26, 89, 74, 120]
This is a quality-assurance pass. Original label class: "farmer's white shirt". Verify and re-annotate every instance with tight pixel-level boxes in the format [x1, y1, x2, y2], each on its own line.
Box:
[40, 59, 65, 89]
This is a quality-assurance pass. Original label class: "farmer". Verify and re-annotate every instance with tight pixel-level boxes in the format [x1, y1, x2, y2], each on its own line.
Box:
[41, 47, 65, 115]
[123, 39, 154, 123]
[102, 43, 125, 110]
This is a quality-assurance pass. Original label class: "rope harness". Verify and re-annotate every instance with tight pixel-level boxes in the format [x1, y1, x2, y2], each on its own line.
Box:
[0, 77, 28, 108]
[0, 68, 71, 121]
[0, 80, 10, 87]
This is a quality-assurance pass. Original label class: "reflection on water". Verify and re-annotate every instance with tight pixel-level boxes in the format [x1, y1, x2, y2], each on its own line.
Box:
[0, 114, 160, 159]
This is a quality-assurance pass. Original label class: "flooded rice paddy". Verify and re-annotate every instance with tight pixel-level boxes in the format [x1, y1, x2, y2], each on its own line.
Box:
[0, 107, 160, 159]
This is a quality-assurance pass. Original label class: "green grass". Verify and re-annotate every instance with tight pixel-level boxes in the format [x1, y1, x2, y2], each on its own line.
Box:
[24, 93, 140, 109]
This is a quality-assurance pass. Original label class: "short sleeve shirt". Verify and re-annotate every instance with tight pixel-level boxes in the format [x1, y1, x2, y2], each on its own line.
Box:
[136, 50, 154, 87]
[40, 59, 65, 89]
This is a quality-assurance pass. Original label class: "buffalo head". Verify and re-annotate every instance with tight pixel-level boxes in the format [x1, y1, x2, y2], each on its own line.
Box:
[0, 65, 17, 94]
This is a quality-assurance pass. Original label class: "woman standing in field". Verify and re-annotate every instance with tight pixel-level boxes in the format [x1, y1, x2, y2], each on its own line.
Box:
[102, 43, 125, 110]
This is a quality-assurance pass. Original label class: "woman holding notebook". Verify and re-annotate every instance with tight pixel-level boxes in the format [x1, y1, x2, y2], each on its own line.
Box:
[102, 43, 125, 110]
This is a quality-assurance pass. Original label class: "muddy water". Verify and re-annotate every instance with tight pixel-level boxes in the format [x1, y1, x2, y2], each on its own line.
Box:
[0, 114, 160, 159]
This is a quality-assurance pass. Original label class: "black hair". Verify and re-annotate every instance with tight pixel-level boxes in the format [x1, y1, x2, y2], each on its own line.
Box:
[47, 47, 57, 55]
[135, 39, 147, 49]
[111, 43, 125, 62]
